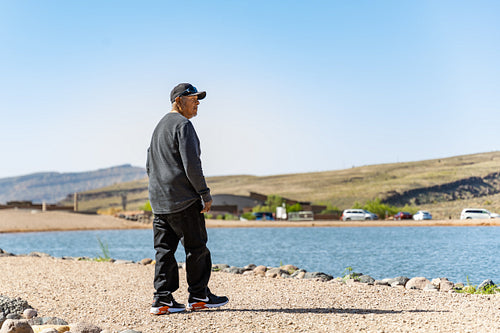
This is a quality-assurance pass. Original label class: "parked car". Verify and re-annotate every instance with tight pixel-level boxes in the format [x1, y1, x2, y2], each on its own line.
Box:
[413, 211, 432, 220]
[394, 211, 413, 220]
[460, 208, 500, 220]
[341, 209, 378, 221]
[252, 212, 275, 221]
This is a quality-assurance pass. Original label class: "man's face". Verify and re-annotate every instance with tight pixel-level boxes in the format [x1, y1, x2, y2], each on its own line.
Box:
[179, 95, 199, 119]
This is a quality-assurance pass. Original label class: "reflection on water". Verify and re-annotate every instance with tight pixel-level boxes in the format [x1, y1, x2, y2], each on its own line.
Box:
[0, 227, 498, 285]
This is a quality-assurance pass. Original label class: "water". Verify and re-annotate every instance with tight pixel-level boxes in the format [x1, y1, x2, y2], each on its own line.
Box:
[0, 227, 498, 285]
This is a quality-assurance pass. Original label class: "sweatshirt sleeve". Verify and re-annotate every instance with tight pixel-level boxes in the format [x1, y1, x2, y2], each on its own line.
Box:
[178, 121, 212, 202]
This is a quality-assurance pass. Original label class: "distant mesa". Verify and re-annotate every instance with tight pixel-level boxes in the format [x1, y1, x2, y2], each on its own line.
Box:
[0, 164, 146, 204]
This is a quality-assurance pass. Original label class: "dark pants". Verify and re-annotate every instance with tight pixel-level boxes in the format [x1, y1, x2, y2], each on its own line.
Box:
[153, 200, 212, 298]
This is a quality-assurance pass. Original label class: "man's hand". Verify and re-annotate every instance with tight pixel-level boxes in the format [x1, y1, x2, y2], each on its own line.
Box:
[201, 200, 212, 213]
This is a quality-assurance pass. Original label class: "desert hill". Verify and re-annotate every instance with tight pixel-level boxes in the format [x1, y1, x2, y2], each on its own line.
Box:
[59, 151, 500, 219]
[0, 165, 146, 204]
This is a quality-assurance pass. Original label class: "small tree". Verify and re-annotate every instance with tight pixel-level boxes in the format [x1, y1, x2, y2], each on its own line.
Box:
[287, 203, 302, 212]
[140, 200, 152, 212]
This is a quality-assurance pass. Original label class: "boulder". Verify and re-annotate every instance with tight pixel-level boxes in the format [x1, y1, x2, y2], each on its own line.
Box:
[31, 326, 69, 333]
[139, 258, 153, 265]
[252, 266, 267, 277]
[0, 319, 34, 333]
[22, 310, 36, 320]
[406, 277, 431, 290]
[374, 280, 389, 286]
[290, 269, 306, 279]
[28, 319, 67, 326]
[358, 275, 375, 284]
[211, 264, 229, 272]
[478, 279, 495, 291]
[265, 268, 286, 278]
[423, 283, 438, 292]
[68, 322, 101, 333]
[28, 252, 50, 258]
[388, 276, 409, 287]
[243, 264, 257, 271]
[223, 266, 245, 274]
[432, 278, 454, 292]
[303, 272, 333, 282]
[280, 265, 299, 274]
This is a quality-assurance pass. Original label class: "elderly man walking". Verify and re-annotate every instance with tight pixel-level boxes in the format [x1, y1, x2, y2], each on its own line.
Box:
[147, 83, 228, 315]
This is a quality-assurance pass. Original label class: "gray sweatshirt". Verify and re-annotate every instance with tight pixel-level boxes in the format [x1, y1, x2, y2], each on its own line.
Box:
[146, 112, 212, 214]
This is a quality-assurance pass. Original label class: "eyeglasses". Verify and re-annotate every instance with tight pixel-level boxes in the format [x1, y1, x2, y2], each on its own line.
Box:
[180, 86, 198, 97]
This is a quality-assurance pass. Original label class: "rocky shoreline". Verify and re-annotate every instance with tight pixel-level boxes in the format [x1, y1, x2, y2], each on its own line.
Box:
[1, 248, 498, 333]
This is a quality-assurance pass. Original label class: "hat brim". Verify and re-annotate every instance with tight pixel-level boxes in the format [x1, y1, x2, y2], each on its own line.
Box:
[188, 91, 206, 100]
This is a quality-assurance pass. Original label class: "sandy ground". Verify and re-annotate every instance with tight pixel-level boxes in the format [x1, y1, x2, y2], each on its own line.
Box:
[0, 256, 498, 333]
[0, 209, 499, 332]
[1, 209, 499, 234]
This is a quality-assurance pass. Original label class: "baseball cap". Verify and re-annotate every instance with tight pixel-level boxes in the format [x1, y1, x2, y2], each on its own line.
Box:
[170, 83, 206, 103]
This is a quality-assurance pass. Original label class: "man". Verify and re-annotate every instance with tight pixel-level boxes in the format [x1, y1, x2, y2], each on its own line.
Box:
[147, 83, 228, 315]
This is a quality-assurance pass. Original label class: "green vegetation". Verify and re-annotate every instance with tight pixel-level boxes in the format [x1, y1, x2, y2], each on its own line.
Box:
[252, 194, 302, 214]
[241, 212, 257, 220]
[140, 200, 152, 212]
[95, 236, 112, 262]
[61, 151, 500, 219]
[352, 198, 418, 219]
[455, 276, 500, 294]
[342, 266, 361, 281]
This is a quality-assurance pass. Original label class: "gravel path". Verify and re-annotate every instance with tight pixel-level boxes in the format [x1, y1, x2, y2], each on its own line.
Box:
[0, 256, 498, 332]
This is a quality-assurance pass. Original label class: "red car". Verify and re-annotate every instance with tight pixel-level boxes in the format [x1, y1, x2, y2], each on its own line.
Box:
[394, 211, 413, 220]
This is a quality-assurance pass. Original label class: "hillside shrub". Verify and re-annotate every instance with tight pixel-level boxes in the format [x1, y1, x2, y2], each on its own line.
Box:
[241, 212, 257, 220]
[352, 198, 417, 219]
[140, 200, 152, 212]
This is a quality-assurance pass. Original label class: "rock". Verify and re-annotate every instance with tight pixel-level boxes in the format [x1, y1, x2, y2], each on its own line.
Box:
[28, 319, 67, 327]
[31, 325, 69, 333]
[139, 258, 153, 265]
[222, 266, 245, 274]
[478, 279, 495, 290]
[252, 266, 267, 277]
[0, 296, 32, 318]
[119, 330, 141, 333]
[113, 260, 133, 265]
[432, 278, 454, 292]
[423, 283, 438, 292]
[374, 280, 389, 286]
[304, 272, 333, 282]
[6, 315, 21, 320]
[22, 310, 36, 320]
[38, 329, 58, 333]
[406, 277, 431, 290]
[211, 264, 229, 272]
[0, 319, 34, 333]
[455, 282, 464, 289]
[28, 252, 50, 258]
[280, 265, 298, 274]
[388, 276, 409, 287]
[358, 275, 375, 284]
[31, 326, 70, 333]
[68, 322, 101, 333]
[243, 264, 256, 271]
[290, 269, 306, 279]
[242, 270, 254, 276]
[265, 268, 286, 278]
[439, 280, 455, 292]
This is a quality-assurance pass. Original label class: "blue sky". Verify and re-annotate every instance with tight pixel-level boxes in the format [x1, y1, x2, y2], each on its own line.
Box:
[1, 1, 499, 178]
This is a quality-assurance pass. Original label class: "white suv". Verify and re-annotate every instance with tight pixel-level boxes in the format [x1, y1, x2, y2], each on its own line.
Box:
[341, 209, 378, 221]
[460, 208, 500, 219]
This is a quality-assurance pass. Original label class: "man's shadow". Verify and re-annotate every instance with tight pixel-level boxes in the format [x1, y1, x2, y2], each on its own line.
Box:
[210, 308, 449, 314]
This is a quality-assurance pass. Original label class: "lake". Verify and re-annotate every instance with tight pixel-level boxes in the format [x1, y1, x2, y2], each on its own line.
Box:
[0, 226, 498, 285]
